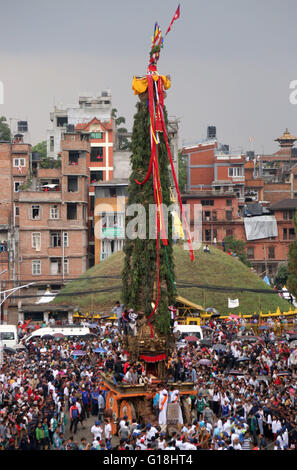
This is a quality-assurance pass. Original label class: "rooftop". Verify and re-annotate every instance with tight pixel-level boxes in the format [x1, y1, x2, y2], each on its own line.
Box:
[269, 199, 297, 211]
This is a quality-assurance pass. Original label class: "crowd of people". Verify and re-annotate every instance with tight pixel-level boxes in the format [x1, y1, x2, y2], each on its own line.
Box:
[0, 310, 297, 451]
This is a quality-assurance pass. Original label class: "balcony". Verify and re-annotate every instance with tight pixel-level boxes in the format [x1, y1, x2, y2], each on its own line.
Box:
[100, 227, 125, 239]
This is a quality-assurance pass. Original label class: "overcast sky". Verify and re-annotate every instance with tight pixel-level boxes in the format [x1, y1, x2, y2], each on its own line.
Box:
[1, 0, 297, 154]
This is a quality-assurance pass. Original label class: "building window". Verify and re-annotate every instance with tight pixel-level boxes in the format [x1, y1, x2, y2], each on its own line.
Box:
[289, 228, 295, 240]
[64, 258, 69, 274]
[226, 210, 232, 221]
[14, 182, 21, 192]
[212, 211, 217, 221]
[226, 199, 232, 206]
[205, 230, 211, 241]
[56, 116, 68, 128]
[63, 232, 68, 247]
[50, 205, 59, 219]
[90, 195, 95, 212]
[201, 200, 214, 206]
[67, 176, 78, 192]
[50, 136, 54, 152]
[268, 247, 275, 259]
[91, 132, 103, 139]
[50, 231, 61, 247]
[90, 171, 104, 183]
[228, 167, 243, 177]
[283, 228, 287, 240]
[50, 258, 68, 275]
[90, 147, 104, 162]
[30, 205, 41, 220]
[15, 206, 19, 216]
[13, 158, 25, 168]
[32, 232, 41, 250]
[69, 151, 79, 165]
[226, 229, 233, 237]
[32, 260, 41, 275]
[67, 203, 77, 220]
[247, 247, 254, 259]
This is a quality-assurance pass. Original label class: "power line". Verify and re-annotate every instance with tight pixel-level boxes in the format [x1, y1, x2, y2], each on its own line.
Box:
[7, 282, 284, 300]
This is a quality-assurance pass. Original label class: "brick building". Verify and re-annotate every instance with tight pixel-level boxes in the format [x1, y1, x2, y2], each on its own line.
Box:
[0, 128, 90, 324]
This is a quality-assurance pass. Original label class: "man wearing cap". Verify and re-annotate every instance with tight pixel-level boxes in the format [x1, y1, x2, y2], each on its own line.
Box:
[91, 420, 103, 442]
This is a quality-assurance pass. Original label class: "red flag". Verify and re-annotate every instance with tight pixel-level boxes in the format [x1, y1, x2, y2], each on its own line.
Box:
[166, 4, 180, 35]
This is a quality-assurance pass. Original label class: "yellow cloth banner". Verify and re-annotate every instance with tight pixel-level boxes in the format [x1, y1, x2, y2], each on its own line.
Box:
[132, 74, 171, 95]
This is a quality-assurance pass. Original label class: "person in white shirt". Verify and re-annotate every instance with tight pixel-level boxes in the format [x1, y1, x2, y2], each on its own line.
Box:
[104, 419, 112, 441]
[158, 388, 168, 428]
[91, 420, 103, 441]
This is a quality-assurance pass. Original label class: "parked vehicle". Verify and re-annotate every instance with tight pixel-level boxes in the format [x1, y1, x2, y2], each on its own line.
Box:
[0, 324, 18, 349]
[23, 325, 91, 343]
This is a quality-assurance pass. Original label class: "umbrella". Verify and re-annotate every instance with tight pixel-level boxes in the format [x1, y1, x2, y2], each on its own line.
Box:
[198, 359, 212, 366]
[290, 340, 297, 348]
[212, 344, 227, 351]
[184, 336, 198, 343]
[53, 333, 64, 338]
[42, 334, 54, 339]
[206, 307, 220, 315]
[228, 314, 239, 320]
[71, 350, 86, 356]
[277, 371, 292, 376]
[227, 370, 245, 375]
[199, 339, 213, 347]
[93, 348, 107, 354]
[239, 336, 258, 343]
[236, 356, 251, 362]
[201, 326, 213, 331]
[15, 344, 26, 350]
[289, 335, 297, 341]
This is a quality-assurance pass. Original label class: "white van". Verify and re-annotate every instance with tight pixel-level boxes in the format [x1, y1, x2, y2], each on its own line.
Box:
[0, 324, 18, 349]
[24, 325, 91, 343]
[174, 324, 204, 342]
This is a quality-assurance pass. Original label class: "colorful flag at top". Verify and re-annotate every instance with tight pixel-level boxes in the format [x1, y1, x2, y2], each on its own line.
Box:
[152, 22, 163, 48]
[165, 4, 180, 35]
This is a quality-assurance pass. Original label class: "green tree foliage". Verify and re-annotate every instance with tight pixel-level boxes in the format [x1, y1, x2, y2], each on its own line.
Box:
[122, 101, 176, 334]
[112, 108, 131, 151]
[287, 212, 297, 297]
[32, 140, 47, 158]
[178, 149, 187, 193]
[223, 235, 249, 266]
[0, 116, 11, 141]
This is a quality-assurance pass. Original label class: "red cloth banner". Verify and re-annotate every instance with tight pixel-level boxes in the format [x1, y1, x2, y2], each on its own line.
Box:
[140, 353, 166, 363]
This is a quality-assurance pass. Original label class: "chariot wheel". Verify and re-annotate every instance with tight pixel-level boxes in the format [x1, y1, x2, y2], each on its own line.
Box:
[119, 400, 136, 423]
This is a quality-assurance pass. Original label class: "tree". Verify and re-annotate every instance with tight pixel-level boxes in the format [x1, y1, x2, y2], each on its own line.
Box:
[287, 212, 297, 297]
[32, 140, 47, 158]
[0, 116, 11, 141]
[223, 235, 249, 266]
[178, 149, 187, 193]
[112, 108, 131, 151]
[121, 101, 176, 335]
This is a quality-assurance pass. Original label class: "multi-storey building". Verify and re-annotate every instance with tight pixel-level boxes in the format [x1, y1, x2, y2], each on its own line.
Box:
[182, 127, 246, 213]
[46, 91, 112, 159]
[0, 128, 90, 324]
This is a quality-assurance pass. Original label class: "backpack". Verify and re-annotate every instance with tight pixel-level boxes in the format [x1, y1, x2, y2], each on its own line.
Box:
[71, 406, 79, 419]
